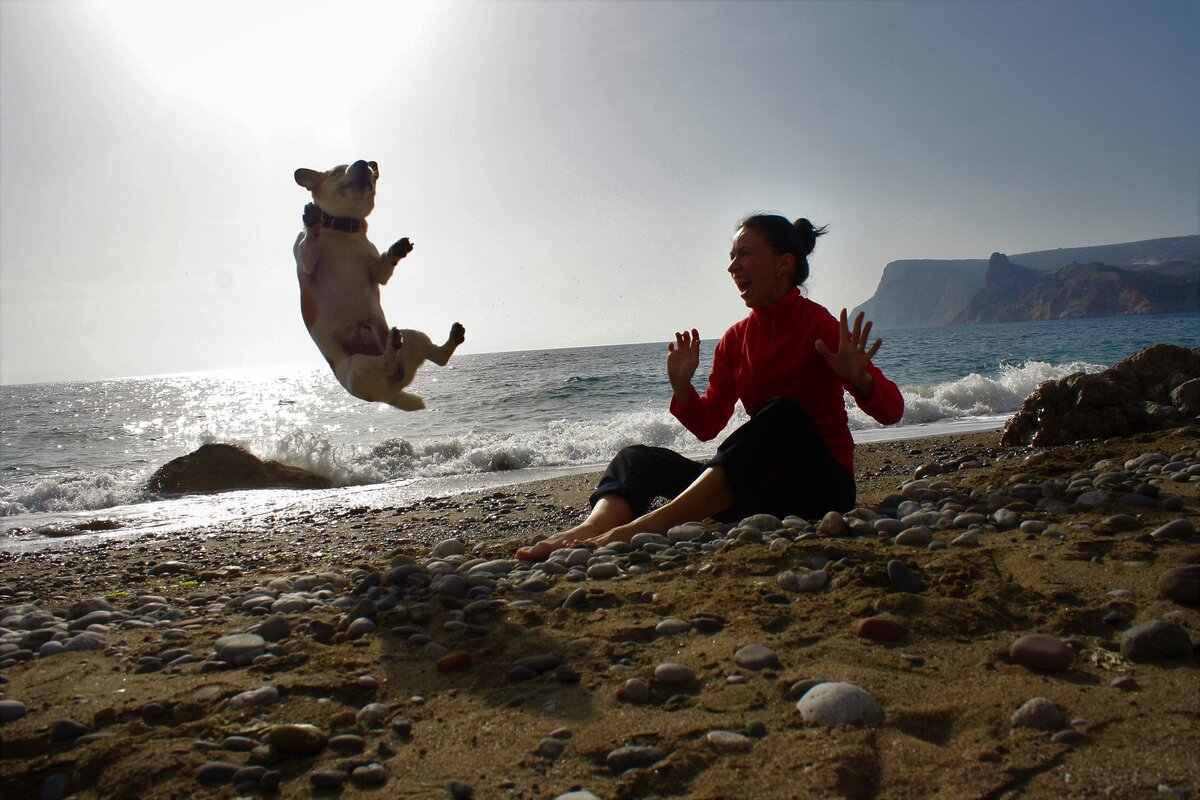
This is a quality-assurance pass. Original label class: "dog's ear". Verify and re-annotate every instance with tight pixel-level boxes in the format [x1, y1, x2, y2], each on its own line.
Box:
[294, 168, 323, 190]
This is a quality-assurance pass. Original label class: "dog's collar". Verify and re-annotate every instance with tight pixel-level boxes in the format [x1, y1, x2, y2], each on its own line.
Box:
[320, 210, 367, 234]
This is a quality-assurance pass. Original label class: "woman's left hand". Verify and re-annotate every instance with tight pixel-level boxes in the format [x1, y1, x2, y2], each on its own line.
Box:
[815, 308, 881, 397]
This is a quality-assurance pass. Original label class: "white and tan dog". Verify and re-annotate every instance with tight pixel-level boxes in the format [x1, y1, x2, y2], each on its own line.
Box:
[293, 160, 464, 410]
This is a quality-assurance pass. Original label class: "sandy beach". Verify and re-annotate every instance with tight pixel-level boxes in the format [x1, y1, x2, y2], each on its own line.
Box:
[1, 427, 1197, 799]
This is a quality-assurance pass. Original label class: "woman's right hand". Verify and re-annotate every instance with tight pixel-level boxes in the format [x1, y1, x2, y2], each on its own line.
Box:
[667, 328, 700, 399]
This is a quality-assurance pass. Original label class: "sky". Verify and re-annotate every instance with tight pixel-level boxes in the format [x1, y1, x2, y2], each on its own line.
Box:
[1, 0, 1197, 385]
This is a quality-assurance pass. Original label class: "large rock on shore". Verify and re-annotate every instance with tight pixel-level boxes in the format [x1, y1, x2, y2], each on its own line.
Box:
[147, 443, 331, 495]
[1001, 344, 1200, 447]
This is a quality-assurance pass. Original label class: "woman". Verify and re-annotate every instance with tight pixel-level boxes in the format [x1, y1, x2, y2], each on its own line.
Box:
[517, 214, 904, 562]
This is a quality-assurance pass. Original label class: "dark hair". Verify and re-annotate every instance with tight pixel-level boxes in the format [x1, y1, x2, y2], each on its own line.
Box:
[738, 214, 828, 286]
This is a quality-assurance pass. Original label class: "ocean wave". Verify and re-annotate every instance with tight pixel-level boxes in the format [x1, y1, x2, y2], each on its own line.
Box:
[0, 470, 148, 516]
[848, 359, 1103, 429]
[2, 358, 1104, 516]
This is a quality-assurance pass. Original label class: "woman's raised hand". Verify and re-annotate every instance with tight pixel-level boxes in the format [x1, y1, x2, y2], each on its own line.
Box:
[815, 309, 881, 397]
[667, 328, 701, 400]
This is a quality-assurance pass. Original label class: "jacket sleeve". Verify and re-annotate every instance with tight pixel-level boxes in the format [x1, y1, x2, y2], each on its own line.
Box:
[670, 336, 738, 441]
[847, 365, 905, 425]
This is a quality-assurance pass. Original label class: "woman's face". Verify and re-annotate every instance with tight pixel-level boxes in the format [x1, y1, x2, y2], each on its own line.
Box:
[728, 226, 794, 309]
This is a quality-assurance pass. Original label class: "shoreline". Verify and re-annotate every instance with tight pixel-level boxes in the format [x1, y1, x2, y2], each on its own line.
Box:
[1, 427, 1197, 798]
[0, 417, 1010, 550]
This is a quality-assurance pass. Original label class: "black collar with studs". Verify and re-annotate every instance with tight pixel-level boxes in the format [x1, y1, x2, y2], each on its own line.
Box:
[320, 210, 367, 234]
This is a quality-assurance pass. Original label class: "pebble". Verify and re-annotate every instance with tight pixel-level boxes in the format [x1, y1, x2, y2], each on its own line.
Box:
[50, 718, 88, 741]
[655, 617, 691, 635]
[39, 773, 68, 800]
[266, 723, 327, 755]
[653, 662, 695, 686]
[887, 560, 924, 593]
[951, 532, 979, 547]
[310, 770, 345, 788]
[195, 760, 241, 786]
[796, 681, 883, 726]
[706, 729, 754, 752]
[1150, 519, 1195, 540]
[437, 651, 472, 672]
[1009, 633, 1073, 671]
[1011, 697, 1062, 730]
[357, 702, 391, 728]
[351, 762, 387, 786]
[555, 793, 602, 800]
[733, 643, 780, 670]
[1120, 620, 1194, 662]
[1158, 565, 1200, 605]
[212, 633, 266, 667]
[856, 616, 907, 642]
[606, 744, 667, 773]
[777, 570, 828, 593]
[0, 700, 26, 723]
[536, 736, 566, 759]
[227, 685, 279, 710]
[621, 678, 651, 704]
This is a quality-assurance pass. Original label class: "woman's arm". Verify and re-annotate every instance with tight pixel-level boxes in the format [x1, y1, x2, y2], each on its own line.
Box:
[816, 308, 904, 425]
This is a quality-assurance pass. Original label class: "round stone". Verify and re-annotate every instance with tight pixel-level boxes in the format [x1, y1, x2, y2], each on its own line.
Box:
[213, 633, 266, 667]
[855, 616, 907, 643]
[49, 719, 87, 741]
[894, 526, 932, 546]
[436, 650, 472, 672]
[777, 570, 828, 593]
[1009, 634, 1073, 671]
[653, 662, 695, 686]
[606, 744, 667, 773]
[310, 770, 345, 789]
[1150, 519, 1196, 540]
[796, 682, 883, 726]
[887, 560, 924, 593]
[1011, 697, 1062, 730]
[195, 760, 241, 786]
[0, 700, 27, 723]
[734, 643, 780, 670]
[1119, 620, 1193, 662]
[1158, 566, 1200, 605]
[705, 729, 754, 752]
[266, 723, 327, 755]
[655, 618, 691, 636]
[621, 678, 651, 704]
[356, 702, 391, 728]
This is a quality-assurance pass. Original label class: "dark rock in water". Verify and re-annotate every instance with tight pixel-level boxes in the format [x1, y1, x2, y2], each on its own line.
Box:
[147, 443, 330, 494]
[1001, 344, 1200, 447]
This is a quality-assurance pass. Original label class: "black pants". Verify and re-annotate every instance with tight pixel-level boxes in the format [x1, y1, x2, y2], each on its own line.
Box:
[590, 396, 856, 522]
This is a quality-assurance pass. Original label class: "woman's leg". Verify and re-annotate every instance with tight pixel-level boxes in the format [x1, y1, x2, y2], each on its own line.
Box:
[516, 445, 705, 561]
[516, 494, 632, 561]
[584, 464, 734, 548]
[710, 396, 855, 520]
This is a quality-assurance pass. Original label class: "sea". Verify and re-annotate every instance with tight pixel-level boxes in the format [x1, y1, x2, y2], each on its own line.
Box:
[2, 313, 1198, 549]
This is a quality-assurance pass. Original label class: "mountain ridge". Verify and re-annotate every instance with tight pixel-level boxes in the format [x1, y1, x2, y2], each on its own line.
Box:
[852, 235, 1200, 328]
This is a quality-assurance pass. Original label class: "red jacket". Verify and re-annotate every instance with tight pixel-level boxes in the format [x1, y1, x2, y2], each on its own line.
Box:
[670, 288, 904, 472]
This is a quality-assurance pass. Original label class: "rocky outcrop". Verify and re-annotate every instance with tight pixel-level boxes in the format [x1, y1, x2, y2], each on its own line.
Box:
[853, 235, 1200, 328]
[1000, 344, 1200, 447]
[952, 258, 1200, 324]
[148, 443, 331, 495]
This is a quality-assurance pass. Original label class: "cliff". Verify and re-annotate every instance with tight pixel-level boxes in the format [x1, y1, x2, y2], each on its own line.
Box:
[853, 235, 1200, 328]
[952, 258, 1200, 323]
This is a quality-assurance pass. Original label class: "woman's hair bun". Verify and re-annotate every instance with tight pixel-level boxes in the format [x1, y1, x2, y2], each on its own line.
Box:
[793, 218, 828, 257]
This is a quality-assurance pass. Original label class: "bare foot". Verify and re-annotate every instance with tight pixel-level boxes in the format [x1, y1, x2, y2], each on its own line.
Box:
[516, 524, 599, 562]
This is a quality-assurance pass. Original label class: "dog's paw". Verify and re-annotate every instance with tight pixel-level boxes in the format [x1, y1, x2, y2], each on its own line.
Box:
[388, 238, 414, 261]
[450, 322, 466, 343]
[302, 202, 321, 229]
